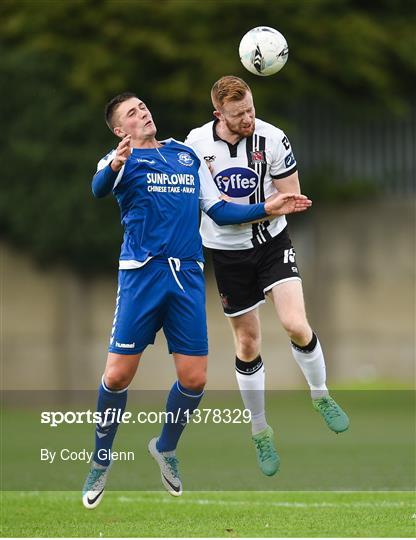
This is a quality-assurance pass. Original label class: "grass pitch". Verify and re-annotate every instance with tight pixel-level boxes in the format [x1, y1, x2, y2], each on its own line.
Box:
[1, 490, 415, 537]
[2, 390, 414, 536]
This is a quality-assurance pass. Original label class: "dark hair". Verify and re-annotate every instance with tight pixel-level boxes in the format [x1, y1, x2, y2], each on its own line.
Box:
[105, 92, 138, 131]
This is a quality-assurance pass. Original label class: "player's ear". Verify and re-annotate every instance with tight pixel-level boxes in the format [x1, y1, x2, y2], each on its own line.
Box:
[113, 126, 124, 138]
[213, 110, 222, 121]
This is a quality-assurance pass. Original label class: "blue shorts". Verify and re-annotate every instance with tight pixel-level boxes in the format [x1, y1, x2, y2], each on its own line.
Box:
[108, 259, 208, 356]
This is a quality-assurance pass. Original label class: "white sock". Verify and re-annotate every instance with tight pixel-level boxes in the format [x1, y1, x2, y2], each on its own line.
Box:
[235, 356, 268, 435]
[291, 333, 328, 399]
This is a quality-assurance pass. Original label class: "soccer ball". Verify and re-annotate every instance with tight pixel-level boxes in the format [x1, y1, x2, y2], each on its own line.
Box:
[239, 26, 289, 76]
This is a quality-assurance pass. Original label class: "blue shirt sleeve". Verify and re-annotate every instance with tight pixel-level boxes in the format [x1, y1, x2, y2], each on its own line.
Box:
[92, 164, 118, 198]
[205, 200, 267, 226]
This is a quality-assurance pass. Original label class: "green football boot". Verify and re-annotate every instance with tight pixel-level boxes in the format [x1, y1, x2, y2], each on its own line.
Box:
[252, 426, 280, 476]
[313, 395, 350, 433]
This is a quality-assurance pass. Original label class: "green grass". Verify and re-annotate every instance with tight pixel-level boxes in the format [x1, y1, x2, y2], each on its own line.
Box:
[3, 391, 414, 491]
[2, 391, 415, 536]
[1, 490, 415, 537]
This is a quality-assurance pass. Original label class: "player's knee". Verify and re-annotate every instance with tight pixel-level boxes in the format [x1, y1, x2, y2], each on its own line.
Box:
[179, 372, 207, 393]
[104, 369, 131, 391]
[281, 318, 310, 344]
[236, 333, 261, 361]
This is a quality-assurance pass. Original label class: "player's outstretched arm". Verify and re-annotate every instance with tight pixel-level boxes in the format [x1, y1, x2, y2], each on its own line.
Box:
[205, 193, 311, 226]
[229, 191, 311, 225]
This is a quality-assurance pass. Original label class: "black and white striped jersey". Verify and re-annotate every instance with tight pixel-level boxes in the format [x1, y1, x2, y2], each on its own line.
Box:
[186, 118, 297, 250]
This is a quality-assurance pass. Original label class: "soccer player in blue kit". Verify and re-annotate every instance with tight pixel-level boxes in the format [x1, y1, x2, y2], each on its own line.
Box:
[82, 92, 312, 508]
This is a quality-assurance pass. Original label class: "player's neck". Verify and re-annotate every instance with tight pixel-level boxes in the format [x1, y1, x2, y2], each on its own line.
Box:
[215, 121, 241, 145]
[131, 137, 163, 149]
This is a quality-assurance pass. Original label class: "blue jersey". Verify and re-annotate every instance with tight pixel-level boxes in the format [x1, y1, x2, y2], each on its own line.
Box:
[93, 138, 268, 269]
[95, 139, 221, 268]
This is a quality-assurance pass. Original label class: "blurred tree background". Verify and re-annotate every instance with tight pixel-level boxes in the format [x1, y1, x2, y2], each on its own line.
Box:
[0, 0, 414, 273]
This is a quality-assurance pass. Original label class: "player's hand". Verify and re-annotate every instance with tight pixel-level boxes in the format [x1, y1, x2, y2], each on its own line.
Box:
[111, 134, 131, 171]
[264, 192, 312, 216]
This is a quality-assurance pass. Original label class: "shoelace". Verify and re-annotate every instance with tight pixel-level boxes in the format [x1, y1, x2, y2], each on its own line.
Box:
[315, 398, 341, 419]
[164, 456, 179, 478]
[254, 436, 274, 461]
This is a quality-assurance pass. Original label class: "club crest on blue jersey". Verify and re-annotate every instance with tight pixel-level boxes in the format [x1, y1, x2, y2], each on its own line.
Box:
[214, 167, 259, 198]
[177, 152, 194, 167]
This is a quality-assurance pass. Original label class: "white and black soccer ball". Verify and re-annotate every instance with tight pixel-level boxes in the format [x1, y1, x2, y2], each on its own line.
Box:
[239, 26, 289, 76]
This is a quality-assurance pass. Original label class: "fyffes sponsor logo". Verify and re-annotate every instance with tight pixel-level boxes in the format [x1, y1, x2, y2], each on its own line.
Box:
[214, 167, 259, 198]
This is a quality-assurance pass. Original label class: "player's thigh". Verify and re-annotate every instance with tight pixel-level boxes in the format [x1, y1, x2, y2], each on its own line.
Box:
[104, 352, 142, 389]
[211, 248, 264, 316]
[268, 279, 308, 326]
[257, 227, 301, 294]
[109, 266, 166, 356]
[173, 353, 208, 390]
[163, 263, 208, 357]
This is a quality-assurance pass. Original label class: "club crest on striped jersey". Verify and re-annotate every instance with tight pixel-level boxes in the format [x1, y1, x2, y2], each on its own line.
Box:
[177, 152, 194, 167]
[250, 150, 265, 164]
[214, 167, 259, 198]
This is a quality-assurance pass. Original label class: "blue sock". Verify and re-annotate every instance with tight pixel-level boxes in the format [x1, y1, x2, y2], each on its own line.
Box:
[156, 381, 204, 453]
[93, 377, 128, 466]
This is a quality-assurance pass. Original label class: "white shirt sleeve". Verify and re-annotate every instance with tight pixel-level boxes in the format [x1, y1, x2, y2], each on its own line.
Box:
[269, 131, 297, 179]
[197, 154, 222, 214]
[96, 149, 125, 189]
[184, 129, 197, 146]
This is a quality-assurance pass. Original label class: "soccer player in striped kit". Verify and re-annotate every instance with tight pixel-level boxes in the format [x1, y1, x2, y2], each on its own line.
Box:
[82, 92, 312, 508]
[186, 76, 349, 477]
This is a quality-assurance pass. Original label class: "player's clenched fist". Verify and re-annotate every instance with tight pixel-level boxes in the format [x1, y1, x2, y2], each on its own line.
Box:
[111, 134, 131, 172]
